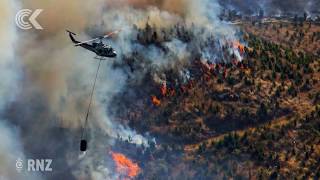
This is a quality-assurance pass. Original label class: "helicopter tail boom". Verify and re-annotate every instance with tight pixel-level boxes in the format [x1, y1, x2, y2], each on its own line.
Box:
[66, 30, 76, 35]
[66, 30, 80, 45]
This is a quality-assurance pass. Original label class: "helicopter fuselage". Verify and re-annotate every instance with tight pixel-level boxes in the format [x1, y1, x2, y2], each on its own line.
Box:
[67, 30, 117, 58]
[92, 43, 117, 58]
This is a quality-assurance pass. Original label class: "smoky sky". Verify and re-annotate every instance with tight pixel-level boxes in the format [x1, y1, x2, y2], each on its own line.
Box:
[219, 0, 320, 15]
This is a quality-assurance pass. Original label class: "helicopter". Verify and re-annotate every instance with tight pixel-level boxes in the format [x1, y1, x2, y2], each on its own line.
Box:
[66, 30, 120, 59]
[66, 30, 121, 152]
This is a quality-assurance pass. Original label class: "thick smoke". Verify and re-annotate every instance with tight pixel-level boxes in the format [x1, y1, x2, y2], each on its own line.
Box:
[0, 0, 36, 179]
[0, 0, 20, 111]
[219, 0, 320, 16]
[2, 0, 237, 179]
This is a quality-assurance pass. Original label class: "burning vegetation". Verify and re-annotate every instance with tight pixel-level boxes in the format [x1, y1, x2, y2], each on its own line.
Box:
[1, 0, 320, 179]
[150, 95, 161, 106]
[111, 152, 141, 179]
[109, 18, 320, 179]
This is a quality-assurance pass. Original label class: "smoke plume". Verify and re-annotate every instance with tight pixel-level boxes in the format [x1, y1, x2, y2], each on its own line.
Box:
[219, 0, 320, 16]
[1, 0, 238, 179]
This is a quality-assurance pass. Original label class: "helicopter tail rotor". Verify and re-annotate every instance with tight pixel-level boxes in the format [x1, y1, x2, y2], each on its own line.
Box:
[66, 30, 76, 35]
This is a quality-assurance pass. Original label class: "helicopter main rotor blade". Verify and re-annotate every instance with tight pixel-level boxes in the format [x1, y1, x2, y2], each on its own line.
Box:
[102, 29, 121, 39]
[75, 37, 100, 46]
[74, 29, 121, 46]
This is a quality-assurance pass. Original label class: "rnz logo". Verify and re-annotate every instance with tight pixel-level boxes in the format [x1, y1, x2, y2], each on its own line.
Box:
[16, 158, 52, 172]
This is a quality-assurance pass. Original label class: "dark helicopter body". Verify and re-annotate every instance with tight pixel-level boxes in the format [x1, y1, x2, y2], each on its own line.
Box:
[67, 30, 117, 58]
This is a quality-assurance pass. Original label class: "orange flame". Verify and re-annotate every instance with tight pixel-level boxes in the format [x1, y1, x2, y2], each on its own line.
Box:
[111, 152, 141, 179]
[233, 41, 245, 54]
[151, 95, 161, 106]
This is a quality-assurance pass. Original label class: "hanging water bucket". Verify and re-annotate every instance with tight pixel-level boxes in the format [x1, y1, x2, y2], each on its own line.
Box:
[80, 139, 87, 151]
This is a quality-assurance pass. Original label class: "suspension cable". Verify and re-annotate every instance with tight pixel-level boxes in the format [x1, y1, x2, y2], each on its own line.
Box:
[81, 58, 103, 139]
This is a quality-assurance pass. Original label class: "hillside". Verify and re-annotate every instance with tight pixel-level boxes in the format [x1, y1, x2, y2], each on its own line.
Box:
[110, 21, 320, 179]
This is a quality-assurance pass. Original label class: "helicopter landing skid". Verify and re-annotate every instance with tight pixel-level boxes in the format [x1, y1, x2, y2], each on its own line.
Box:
[94, 56, 106, 60]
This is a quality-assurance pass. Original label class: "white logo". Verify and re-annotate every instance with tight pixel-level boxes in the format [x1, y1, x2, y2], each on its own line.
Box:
[15, 158, 53, 172]
[15, 9, 43, 30]
[15, 158, 23, 173]
[27, 159, 52, 172]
